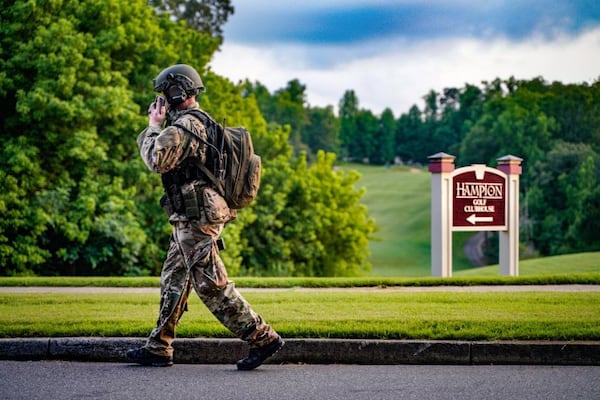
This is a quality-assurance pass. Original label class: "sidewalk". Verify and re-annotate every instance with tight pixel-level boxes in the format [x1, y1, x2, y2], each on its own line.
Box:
[1, 337, 599, 365]
[2, 284, 600, 293]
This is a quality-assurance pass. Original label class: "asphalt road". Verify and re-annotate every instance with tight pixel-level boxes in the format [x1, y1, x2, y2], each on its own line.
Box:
[0, 361, 598, 400]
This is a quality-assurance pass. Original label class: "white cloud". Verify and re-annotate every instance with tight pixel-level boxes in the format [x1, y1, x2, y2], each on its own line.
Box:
[210, 26, 600, 116]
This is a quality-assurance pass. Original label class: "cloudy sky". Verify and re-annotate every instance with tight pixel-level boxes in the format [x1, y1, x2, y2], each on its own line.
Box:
[210, 0, 600, 116]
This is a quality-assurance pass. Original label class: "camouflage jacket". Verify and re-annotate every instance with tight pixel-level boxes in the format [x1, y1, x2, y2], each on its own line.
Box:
[137, 102, 208, 174]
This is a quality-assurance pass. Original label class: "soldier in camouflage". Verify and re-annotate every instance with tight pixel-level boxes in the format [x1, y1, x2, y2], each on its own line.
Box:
[126, 64, 283, 370]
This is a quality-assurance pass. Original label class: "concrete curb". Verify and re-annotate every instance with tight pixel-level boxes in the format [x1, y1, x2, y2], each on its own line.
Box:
[1, 338, 598, 365]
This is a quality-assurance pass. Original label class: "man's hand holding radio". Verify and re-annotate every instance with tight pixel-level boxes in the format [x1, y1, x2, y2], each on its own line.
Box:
[148, 95, 166, 127]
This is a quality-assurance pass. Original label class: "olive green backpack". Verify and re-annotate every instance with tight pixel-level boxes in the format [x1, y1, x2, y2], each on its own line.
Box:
[174, 109, 261, 209]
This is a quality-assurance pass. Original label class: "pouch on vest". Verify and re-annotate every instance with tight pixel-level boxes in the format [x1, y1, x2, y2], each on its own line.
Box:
[181, 182, 201, 219]
[202, 187, 231, 224]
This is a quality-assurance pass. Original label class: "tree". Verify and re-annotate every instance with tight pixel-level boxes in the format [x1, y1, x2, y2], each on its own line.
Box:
[148, 0, 234, 45]
[0, 0, 219, 275]
[370, 108, 396, 165]
[241, 81, 277, 122]
[272, 79, 310, 150]
[458, 90, 555, 169]
[527, 142, 599, 255]
[542, 81, 600, 146]
[303, 105, 340, 155]
[3, 0, 152, 274]
[433, 87, 464, 155]
[241, 151, 375, 276]
[242, 79, 310, 153]
[354, 110, 378, 162]
[338, 90, 359, 160]
[395, 105, 424, 164]
[422, 89, 439, 121]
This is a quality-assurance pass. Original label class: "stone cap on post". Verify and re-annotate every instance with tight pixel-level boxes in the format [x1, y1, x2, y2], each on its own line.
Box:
[497, 155, 523, 175]
[428, 152, 456, 173]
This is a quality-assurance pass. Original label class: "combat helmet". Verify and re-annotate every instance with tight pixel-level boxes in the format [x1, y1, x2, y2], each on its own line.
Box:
[153, 64, 205, 105]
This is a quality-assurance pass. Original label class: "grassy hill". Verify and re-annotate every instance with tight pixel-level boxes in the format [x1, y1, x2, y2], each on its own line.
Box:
[345, 164, 430, 276]
[344, 163, 599, 277]
[344, 163, 469, 276]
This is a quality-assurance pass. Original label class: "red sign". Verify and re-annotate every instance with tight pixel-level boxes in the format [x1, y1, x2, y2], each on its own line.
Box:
[452, 166, 507, 231]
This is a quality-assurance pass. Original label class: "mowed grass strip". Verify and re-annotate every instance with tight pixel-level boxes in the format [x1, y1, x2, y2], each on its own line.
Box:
[1, 290, 598, 341]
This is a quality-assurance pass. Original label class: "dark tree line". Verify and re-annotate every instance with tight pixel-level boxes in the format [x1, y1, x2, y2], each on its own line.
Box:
[248, 76, 600, 258]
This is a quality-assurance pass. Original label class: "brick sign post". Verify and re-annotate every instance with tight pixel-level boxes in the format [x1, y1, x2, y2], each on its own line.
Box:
[428, 153, 522, 277]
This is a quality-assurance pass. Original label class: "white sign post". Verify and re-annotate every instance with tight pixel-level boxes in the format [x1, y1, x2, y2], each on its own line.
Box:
[428, 153, 455, 277]
[497, 155, 523, 276]
[428, 153, 523, 277]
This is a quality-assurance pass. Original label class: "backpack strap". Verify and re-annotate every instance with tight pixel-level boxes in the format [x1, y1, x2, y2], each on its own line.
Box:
[184, 109, 227, 180]
[172, 121, 225, 197]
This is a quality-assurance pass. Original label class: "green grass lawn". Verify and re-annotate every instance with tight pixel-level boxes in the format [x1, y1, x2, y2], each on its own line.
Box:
[1, 290, 598, 341]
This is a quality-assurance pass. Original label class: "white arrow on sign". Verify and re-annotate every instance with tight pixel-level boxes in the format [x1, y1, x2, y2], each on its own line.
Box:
[466, 214, 493, 225]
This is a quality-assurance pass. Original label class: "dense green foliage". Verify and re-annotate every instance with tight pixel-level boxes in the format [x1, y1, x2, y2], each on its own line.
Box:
[148, 0, 234, 45]
[241, 151, 375, 276]
[253, 77, 600, 259]
[0, 0, 374, 277]
[450, 79, 599, 257]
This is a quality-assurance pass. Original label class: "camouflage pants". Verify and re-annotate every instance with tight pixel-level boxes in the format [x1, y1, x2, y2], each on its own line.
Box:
[144, 218, 278, 357]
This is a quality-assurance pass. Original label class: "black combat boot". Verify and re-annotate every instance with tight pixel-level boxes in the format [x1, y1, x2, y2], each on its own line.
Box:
[126, 347, 173, 367]
[236, 336, 285, 371]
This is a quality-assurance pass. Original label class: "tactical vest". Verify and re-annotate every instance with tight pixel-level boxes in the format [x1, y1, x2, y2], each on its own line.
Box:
[160, 157, 205, 218]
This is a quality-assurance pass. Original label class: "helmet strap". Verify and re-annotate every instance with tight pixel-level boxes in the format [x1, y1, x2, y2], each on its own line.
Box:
[165, 84, 188, 106]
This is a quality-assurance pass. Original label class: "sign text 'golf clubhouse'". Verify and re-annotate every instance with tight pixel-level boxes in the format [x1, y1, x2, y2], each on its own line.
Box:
[452, 166, 507, 230]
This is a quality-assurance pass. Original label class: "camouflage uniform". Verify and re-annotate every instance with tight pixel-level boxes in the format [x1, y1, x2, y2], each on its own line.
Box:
[137, 102, 278, 358]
